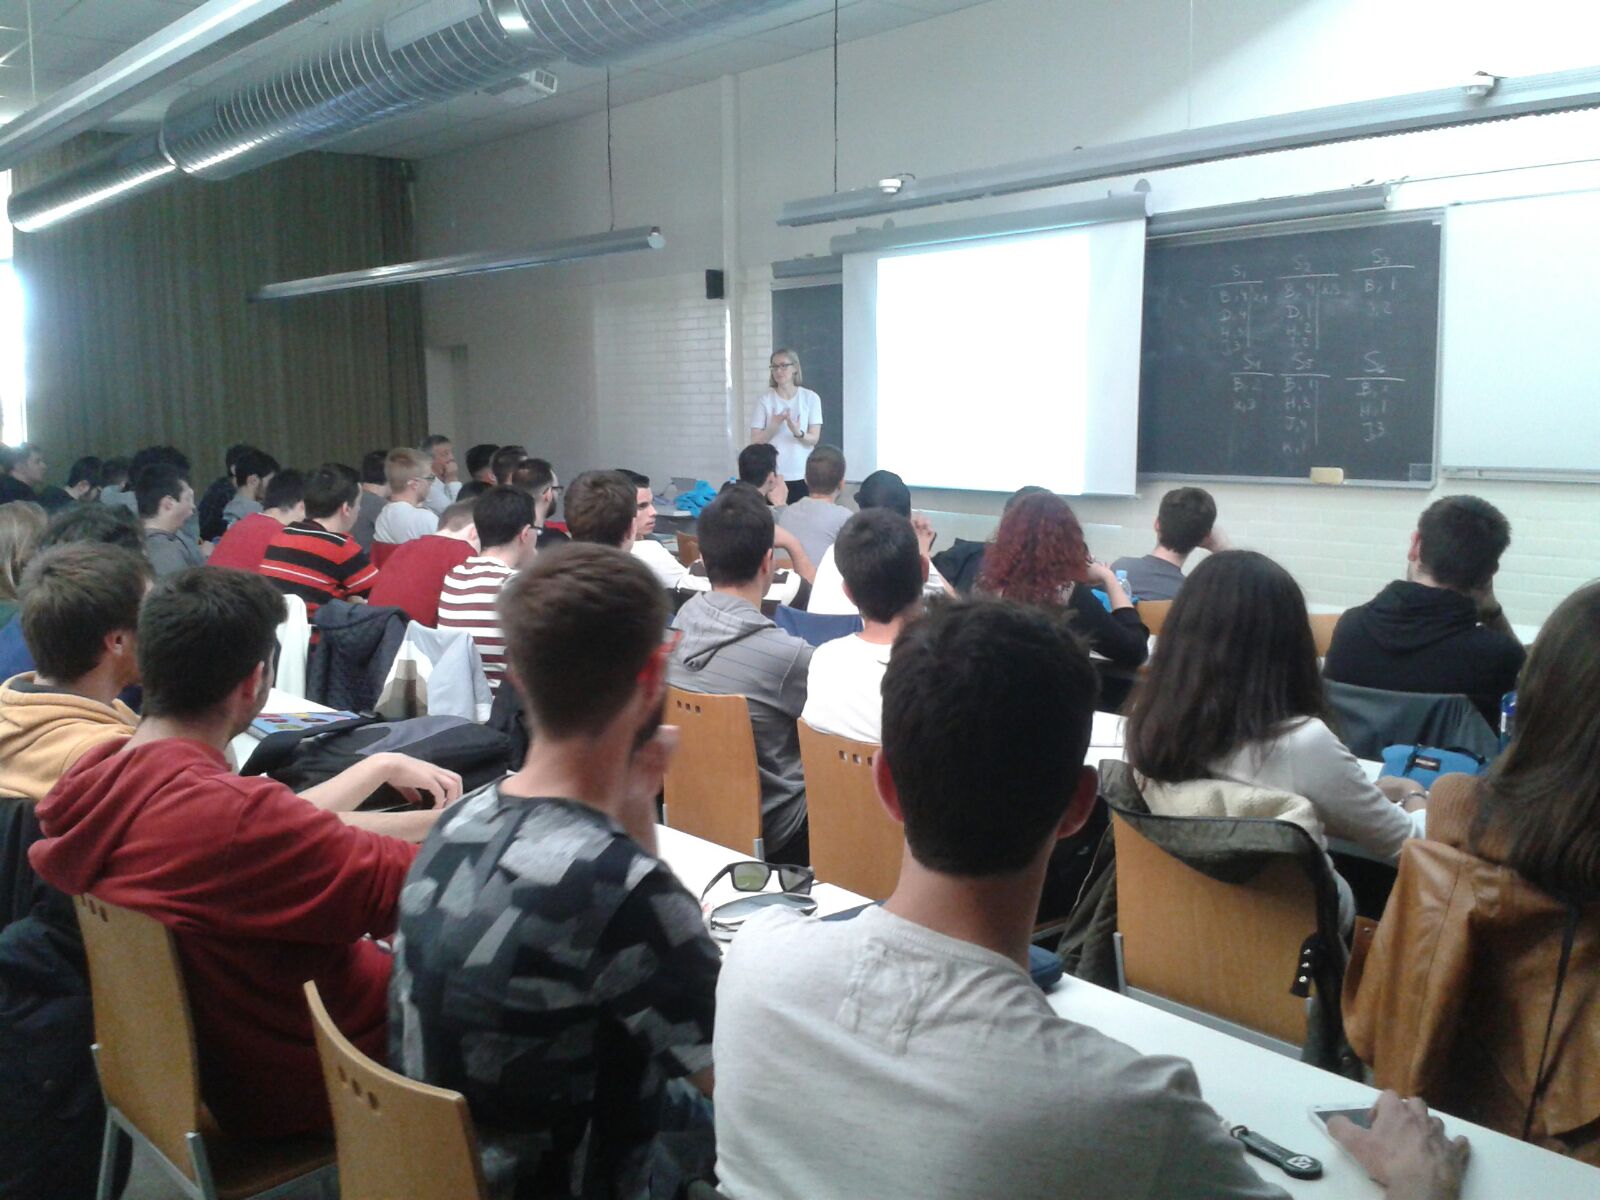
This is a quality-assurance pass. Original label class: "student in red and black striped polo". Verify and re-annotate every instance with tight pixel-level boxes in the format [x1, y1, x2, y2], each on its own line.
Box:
[260, 464, 379, 621]
[437, 486, 537, 691]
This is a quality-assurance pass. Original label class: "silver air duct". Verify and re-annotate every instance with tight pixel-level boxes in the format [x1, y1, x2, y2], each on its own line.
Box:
[10, 0, 787, 231]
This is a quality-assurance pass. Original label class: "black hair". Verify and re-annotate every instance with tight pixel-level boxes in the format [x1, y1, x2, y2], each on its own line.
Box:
[232, 449, 279, 488]
[513, 456, 554, 496]
[882, 597, 1098, 875]
[1416, 495, 1511, 593]
[1126, 550, 1326, 783]
[697, 485, 773, 586]
[465, 443, 500, 477]
[617, 468, 650, 489]
[738, 443, 779, 487]
[1003, 485, 1051, 514]
[21, 544, 152, 682]
[302, 464, 359, 521]
[420, 434, 452, 453]
[134, 464, 189, 519]
[263, 468, 305, 512]
[99, 457, 130, 488]
[1156, 487, 1218, 555]
[138, 568, 286, 718]
[224, 443, 256, 471]
[42, 503, 145, 551]
[67, 456, 102, 488]
[128, 445, 191, 478]
[456, 480, 491, 502]
[564, 470, 637, 547]
[360, 450, 388, 487]
[836, 509, 923, 623]
[474, 485, 535, 549]
[491, 445, 529, 485]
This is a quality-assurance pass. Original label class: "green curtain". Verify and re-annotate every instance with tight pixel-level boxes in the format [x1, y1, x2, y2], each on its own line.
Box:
[11, 137, 425, 479]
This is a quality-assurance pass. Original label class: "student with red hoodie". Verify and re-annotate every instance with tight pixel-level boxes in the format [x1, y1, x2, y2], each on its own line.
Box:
[366, 499, 478, 626]
[207, 468, 304, 572]
[28, 568, 462, 1137]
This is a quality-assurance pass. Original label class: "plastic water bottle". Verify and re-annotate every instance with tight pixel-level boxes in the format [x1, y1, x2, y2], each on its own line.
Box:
[1499, 691, 1517, 752]
[1115, 568, 1133, 601]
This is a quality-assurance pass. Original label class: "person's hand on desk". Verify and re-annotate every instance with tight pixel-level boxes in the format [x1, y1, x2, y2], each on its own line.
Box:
[1376, 776, 1429, 812]
[299, 752, 465, 843]
[1328, 1091, 1469, 1200]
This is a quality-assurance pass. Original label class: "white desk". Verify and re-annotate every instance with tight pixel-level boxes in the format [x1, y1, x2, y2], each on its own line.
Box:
[227, 688, 336, 770]
[1050, 977, 1598, 1198]
[676, 569, 803, 607]
[661, 824, 1599, 1199]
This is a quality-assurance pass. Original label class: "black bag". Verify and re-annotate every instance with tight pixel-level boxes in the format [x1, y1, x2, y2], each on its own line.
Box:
[242, 715, 512, 809]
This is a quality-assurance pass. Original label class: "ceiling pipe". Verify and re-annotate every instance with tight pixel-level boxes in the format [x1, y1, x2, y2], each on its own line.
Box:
[10, 0, 791, 231]
[0, 0, 339, 176]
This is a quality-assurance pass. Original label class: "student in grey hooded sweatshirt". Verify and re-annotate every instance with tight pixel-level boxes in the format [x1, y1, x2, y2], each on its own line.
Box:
[669, 485, 812, 863]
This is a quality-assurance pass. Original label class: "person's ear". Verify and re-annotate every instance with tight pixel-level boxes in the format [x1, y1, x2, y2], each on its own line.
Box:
[636, 640, 672, 710]
[1153, 516, 1162, 537]
[1055, 765, 1099, 841]
[1407, 529, 1422, 564]
[872, 748, 905, 825]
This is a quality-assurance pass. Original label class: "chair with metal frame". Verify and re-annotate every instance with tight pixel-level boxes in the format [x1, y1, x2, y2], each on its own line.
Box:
[72, 894, 335, 1200]
[304, 980, 486, 1200]
[797, 720, 902, 900]
[663, 686, 766, 860]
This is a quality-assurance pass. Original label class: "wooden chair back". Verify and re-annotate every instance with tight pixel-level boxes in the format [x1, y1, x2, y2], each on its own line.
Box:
[1308, 611, 1342, 658]
[305, 981, 486, 1200]
[797, 721, 902, 898]
[1111, 813, 1319, 1045]
[1136, 599, 1172, 636]
[675, 532, 700, 567]
[663, 687, 765, 858]
[73, 894, 206, 1184]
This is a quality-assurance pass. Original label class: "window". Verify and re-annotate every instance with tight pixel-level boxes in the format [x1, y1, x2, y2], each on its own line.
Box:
[0, 170, 25, 443]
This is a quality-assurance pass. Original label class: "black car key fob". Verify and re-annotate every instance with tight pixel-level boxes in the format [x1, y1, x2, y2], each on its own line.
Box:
[1228, 1123, 1324, 1180]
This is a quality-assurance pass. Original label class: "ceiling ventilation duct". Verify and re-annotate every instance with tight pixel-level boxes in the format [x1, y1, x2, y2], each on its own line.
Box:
[10, 0, 788, 231]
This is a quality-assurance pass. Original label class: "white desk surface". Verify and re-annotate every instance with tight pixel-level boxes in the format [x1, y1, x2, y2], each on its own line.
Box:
[228, 688, 337, 768]
[659, 822, 1598, 1199]
[676, 569, 802, 607]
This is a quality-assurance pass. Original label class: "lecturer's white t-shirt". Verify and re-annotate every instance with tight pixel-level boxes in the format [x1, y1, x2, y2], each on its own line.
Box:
[749, 387, 823, 479]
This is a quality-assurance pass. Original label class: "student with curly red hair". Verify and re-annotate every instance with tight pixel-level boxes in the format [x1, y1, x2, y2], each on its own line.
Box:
[978, 492, 1148, 672]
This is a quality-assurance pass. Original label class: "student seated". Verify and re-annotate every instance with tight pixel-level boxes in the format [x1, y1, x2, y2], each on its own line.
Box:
[1324, 495, 1523, 729]
[564, 469, 639, 549]
[419, 434, 460, 515]
[0, 501, 46, 625]
[799, 509, 923, 744]
[737, 442, 788, 507]
[391, 544, 719, 1199]
[437, 486, 537, 692]
[464, 442, 499, 486]
[136, 464, 204, 579]
[221, 448, 278, 531]
[259, 464, 379, 621]
[351, 449, 388, 552]
[1346, 581, 1600, 1165]
[57, 455, 103, 508]
[0, 442, 46, 504]
[511, 456, 567, 549]
[714, 596, 1470, 1200]
[0, 545, 149, 801]
[978, 491, 1147, 670]
[208, 468, 304, 572]
[1111, 485, 1226, 601]
[0, 505, 145, 680]
[491, 444, 528, 486]
[808, 469, 944, 614]
[196, 443, 254, 542]
[669, 486, 811, 862]
[777, 444, 850, 565]
[368, 500, 477, 627]
[27, 569, 461, 1136]
[1127, 551, 1425, 928]
[95, 457, 131, 511]
[374, 447, 441, 546]
[620, 468, 690, 589]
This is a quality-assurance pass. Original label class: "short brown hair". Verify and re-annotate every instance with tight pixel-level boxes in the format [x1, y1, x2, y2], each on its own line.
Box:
[498, 544, 667, 738]
[21, 544, 153, 682]
[564, 470, 637, 546]
[439, 501, 476, 533]
[805, 445, 846, 494]
[385, 447, 430, 493]
[139, 568, 285, 718]
[1156, 487, 1217, 555]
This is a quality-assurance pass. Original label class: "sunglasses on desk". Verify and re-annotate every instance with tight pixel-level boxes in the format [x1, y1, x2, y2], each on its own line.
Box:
[698, 861, 814, 905]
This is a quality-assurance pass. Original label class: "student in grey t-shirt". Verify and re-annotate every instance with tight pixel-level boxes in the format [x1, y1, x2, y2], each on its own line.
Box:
[777, 444, 851, 565]
[714, 598, 1470, 1200]
[669, 487, 811, 861]
[136, 465, 205, 579]
[1112, 485, 1226, 601]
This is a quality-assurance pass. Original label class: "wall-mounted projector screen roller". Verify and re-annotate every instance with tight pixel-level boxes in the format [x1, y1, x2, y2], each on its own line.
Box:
[840, 200, 1147, 496]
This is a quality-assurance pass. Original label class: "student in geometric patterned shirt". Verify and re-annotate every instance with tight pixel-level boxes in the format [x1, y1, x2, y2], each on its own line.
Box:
[391, 543, 719, 1200]
[435, 486, 537, 691]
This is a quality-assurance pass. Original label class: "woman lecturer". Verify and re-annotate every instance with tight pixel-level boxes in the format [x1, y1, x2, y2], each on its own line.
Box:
[749, 348, 822, 504]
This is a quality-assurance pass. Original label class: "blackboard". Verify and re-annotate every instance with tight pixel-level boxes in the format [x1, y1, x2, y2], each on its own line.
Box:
[1138, 217, 1442, 483]
[771, 281, 843, 444]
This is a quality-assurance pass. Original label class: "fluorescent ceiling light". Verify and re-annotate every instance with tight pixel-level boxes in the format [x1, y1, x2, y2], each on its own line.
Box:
[0, 0, 339, 176]
[779, 64, 1600, 227]
[252, 226, 666, 300]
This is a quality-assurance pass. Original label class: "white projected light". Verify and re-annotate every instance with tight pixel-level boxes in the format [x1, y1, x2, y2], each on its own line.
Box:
[842, 217, 1144, 496]
[877, 233, 1090, 493]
